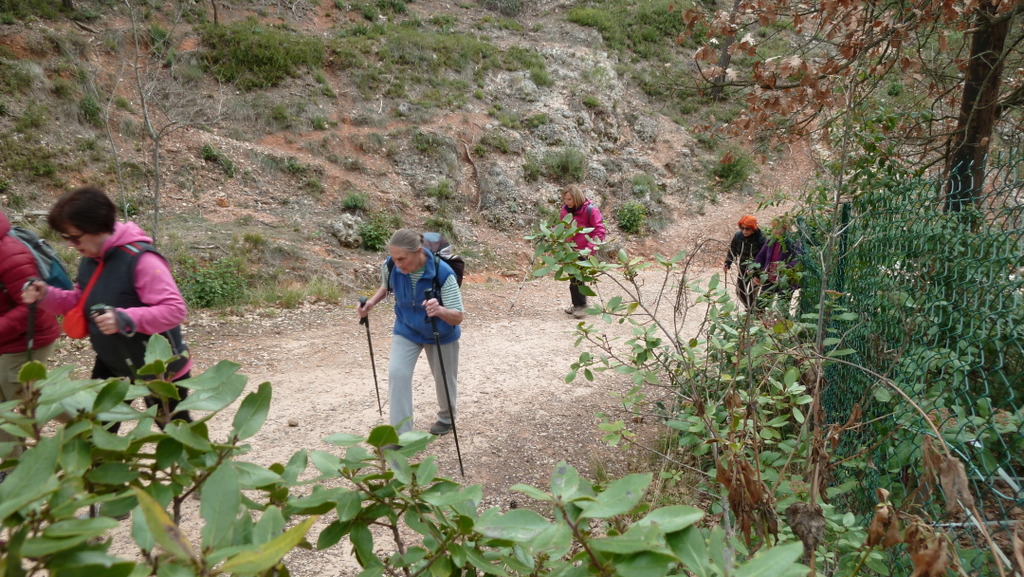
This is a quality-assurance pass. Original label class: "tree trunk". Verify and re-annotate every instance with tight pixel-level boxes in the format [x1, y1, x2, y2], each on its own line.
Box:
[710, 0, 742, 101]
[943, 1, 1010, 212]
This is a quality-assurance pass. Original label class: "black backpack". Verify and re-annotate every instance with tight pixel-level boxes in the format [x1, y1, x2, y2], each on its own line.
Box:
[386, 232, 465, 293]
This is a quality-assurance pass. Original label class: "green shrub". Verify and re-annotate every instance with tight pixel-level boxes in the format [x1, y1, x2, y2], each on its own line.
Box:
[529, 65, 552, 87]
[523, 154, 543, 182]
[201, 144, 235, 177]
[199, 19, 324, 90]
[360, 212, 401, 251]
[424, 215, 456, 239]
[0, 61, 33, 94]
[582, 94, 601, 108]
[311, 115, 328, 130]
[426, 179, 456, 202]
[412, 130, 449, 154]
[615, 201, 648, 234]
[343, 191, 368, 210]
[79, 95, 103, 127]
[478, 0, 523, 17]
[543, 147, 587, 182]
[480, 131, 511, 153]
[523, 113, 549, 128]
[177, 256, 247, 308]
[16, 102, 49, 132]
[710, 147, 755, 189]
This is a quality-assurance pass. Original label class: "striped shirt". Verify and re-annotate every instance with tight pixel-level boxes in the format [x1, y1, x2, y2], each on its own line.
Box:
[380, 260, 463, 312]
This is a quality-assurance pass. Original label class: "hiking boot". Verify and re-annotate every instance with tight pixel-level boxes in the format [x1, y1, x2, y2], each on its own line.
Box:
[565, 305, 586, 318]
[429, 420, 453, 436]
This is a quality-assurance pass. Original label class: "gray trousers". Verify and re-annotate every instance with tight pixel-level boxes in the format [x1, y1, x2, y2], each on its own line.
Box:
[389, 334, 459, 435]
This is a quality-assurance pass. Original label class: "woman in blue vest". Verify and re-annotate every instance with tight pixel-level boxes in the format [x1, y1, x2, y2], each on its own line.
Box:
[357, 229, 464, 436]
[23, 186, 192, 429]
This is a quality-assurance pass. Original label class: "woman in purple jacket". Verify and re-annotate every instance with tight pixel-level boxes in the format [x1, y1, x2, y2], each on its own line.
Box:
[559, 185, 606, 319]
[753, 217, 803, 312]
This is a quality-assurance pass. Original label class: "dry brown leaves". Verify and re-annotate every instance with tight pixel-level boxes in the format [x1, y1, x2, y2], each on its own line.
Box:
[717, 457, 779, 548]
[921, 436, 976, 516]
[784, 501, 825, 558]
[866, 488, 903, 549]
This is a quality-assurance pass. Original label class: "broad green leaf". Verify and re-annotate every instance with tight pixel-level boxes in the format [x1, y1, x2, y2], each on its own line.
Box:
[200, 462, 240, 549]
[522, 522, 573, 559]
[578, 473, 651, 518]
[317, 520, 350, 549]
[162, 421, 212, 451]
[21, 518, 118, 556]
[143, 379, 179, 400]
[217, 516, 318, 574]
[367, 425, 399, 448]
[667, 526, 710, 577]
[85, 463, 138, 486]
[17, 360, 46, 383]
[421, 481, 482, 508]
[44, 551, 136, 577]
[92, 379, 129, 413]
[589, 524, 668, 555]
[89, 423, 132, 452]
[510, 484, 552, 502]
[348, 524, 379, 568]
[635, 506, 704, 533]
[133, 488, 196, 562]
[290, 486, 348, 512]
[143, 335, 174, 366]
[231, 382, 271, 440]
[309, 450, 343, 476]
[253, 506, 285, 545]
[335, 490, 364, 522]
[233, 461, 283, 489]
[0, 435, 60, 521]
[174, 362, 247, 412]
[549, 461, 582, 501]
[282, 450, 308, 484]
[476, 508, 551, 542]
[465, 544, 509, 576]
[324, 432, 365, 447]
[415, 456, 439, 486]
[733, 542, 805, 577]
[615, 551, 676, 577]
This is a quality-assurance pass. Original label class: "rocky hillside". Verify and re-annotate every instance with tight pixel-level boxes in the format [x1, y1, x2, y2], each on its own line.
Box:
[0, 0, 764, 297]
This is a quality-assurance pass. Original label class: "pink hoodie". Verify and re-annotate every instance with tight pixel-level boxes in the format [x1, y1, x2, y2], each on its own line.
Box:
[41, 222, 191, 377]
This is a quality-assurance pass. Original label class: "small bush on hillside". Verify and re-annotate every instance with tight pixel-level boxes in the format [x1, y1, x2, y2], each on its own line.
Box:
[343, 191, 368, 210]
[79, 95, 103, 127]
[199, 19, 324, 90]
[177, 256, 247, 308]
[479, 0, 523, 17]
[543, 147, 587, 182]
[360, 212, 402, 251]
[201, 144, 235, 177]
[615, 201, 648, 234]
[710, 147, 755, 189]
[523, 154, 543, 182]
[424, 216, 456, 240]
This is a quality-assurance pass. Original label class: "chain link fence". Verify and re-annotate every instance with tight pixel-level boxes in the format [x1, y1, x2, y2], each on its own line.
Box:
[802, 154, 1024, 575]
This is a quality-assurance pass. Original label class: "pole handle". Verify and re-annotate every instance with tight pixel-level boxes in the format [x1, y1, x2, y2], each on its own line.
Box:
[359, 297, 369, 326]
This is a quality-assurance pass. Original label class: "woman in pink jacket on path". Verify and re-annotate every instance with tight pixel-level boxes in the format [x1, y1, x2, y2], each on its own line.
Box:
[559, 185, 606, 319]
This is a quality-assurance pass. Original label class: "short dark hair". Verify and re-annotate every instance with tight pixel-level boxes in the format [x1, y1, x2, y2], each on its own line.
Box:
[48, 186, 117, 235]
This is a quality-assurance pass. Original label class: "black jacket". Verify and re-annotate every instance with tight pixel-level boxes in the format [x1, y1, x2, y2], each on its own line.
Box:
[724, 229, 767, 274]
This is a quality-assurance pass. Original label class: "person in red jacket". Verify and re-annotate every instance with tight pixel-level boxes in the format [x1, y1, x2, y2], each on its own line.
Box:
[0, 210, 61, 462]
[559, 185, 606, 319]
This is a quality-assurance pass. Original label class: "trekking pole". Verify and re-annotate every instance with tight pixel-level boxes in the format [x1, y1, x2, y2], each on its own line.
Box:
[508, 265, 532, 312]
[22, 279, 39, 362]
[358, 297, 384, 417]
[424, 289, 465, 477]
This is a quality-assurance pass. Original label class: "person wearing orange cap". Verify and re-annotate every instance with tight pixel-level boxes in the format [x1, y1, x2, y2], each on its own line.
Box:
[723, 215, 766, 310]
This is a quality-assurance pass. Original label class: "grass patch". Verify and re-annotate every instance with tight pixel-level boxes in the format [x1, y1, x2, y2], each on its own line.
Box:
[199, 19, 325, 90]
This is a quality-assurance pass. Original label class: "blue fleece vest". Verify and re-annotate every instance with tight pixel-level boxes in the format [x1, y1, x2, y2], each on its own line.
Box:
[390, 248, 460, 345]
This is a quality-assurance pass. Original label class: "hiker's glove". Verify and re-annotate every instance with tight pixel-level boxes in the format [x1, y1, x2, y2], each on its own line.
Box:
[115, 310, 137, 337]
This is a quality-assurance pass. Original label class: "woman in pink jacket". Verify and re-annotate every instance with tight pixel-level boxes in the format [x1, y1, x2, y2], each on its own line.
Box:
[24, 186, 192, 429]
[559, 185, 606, 318]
